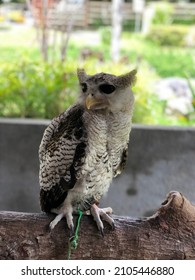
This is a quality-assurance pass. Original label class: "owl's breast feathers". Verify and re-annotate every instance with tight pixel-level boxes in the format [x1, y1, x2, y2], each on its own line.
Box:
[39, 104, 131, 213]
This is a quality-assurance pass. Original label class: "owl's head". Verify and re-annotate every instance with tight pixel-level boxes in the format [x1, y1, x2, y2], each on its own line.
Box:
[77, 69, 137, 113]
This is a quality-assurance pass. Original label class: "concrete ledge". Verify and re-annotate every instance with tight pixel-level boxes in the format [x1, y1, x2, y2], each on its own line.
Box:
[0, 118, 195, 216]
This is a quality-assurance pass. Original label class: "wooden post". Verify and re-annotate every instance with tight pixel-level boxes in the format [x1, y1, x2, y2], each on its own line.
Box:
[0, 191, 195, 260]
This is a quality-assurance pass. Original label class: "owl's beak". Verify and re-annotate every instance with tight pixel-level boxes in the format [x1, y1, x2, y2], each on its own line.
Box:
[86, 95, 101, 110]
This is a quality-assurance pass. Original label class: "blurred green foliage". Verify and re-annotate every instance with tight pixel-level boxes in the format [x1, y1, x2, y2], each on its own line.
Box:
[0, 60, 78, 119]
[147, 25, 189, 46]
[0, 57, 168, 124]
[144, 47, 194, 78]
[121, 33, 195, 78]
[123, 19, 136, 32]
[152, 2, 173, 25]
[0, 26, 195, 125]
[99, 27, 112, 46]
[173, 17, 195, 26]
[132, 64, 165, 125]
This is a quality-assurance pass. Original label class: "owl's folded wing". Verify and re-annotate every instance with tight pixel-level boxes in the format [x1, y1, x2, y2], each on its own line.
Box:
[39, 104, 87, 212]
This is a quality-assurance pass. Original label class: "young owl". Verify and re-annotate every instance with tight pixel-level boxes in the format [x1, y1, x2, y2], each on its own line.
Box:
[39, 68, 136, 236]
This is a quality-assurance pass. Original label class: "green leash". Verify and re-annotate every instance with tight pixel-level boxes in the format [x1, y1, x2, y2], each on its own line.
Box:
[68, 209, 83, 260]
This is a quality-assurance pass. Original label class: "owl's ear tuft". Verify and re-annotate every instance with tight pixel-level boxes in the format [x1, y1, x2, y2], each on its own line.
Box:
[116, 69, 137, 87]
[77, 68, 88, 83]
[128, 69, 137, 85]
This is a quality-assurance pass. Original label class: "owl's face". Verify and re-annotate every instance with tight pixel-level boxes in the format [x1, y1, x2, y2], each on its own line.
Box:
[77, 69, 137, 113]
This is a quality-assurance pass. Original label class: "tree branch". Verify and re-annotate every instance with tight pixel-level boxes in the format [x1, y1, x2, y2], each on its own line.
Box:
[0, 191, 195, 260]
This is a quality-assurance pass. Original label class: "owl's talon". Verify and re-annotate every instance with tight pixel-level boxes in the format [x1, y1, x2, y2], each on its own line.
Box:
[100, 227, 104, 237]
[49, 213, 64, 230]
[49, 210, 74, 235]
[90, 204, 114, 234]
[65, 212, 74, 231]
[111, 222, 115, 230]
[69, 224, 75, 238]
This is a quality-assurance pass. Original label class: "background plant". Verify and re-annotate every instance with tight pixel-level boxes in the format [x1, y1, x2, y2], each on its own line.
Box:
[147, 25, 189, 47]
[0, 14, 195, 126]
[0, 60, 77, 118]
[152, 2, 173, 25]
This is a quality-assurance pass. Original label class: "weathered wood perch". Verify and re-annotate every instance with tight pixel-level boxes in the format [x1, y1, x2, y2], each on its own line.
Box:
[0, 191, 195, 260]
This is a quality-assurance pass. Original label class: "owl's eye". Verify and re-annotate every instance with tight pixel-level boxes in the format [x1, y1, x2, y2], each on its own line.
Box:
[81, 83, 87, 93]
[99, 84, 115, 94]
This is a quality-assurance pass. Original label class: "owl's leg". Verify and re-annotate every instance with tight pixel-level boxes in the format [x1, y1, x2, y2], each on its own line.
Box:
[49, 213, 64, 230]
[49, 207, 74, 236]
[90, 204, 115, 236]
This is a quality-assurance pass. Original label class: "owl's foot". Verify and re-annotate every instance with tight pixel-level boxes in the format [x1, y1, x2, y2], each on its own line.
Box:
[49, 212, 74, 237]
[90, 204, 115, 236]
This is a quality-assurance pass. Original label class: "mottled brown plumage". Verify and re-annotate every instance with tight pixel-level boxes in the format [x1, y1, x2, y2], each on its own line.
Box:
[39, 68, 136, 234]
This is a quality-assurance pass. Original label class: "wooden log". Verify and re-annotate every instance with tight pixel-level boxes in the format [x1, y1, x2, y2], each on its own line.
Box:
[0, 191, 195, 260]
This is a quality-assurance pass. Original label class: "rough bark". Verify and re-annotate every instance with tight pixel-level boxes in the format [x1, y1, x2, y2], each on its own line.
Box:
[0, 191, 195, 260]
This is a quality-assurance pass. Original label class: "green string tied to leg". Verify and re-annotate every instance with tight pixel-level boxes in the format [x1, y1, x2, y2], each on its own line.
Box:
[68, 209, 83, 260]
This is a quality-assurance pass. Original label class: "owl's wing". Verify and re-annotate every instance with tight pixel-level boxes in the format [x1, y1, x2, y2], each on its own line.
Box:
[119, 143, 129, 171]
[113, 143, 129, 177]
[39, 104, 87, 212]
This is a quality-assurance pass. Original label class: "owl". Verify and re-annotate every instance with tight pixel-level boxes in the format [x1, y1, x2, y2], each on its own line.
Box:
[39, 68, 136, 236]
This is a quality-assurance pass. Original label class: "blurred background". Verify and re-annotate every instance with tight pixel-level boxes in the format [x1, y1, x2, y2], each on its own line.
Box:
[0, 0, 195, 217]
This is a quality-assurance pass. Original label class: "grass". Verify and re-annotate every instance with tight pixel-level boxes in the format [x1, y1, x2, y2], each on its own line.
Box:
[121, 33, 195, 78]
[0, 27, 40, 62]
